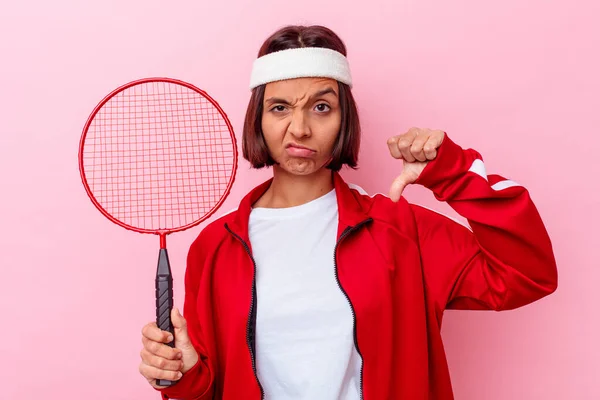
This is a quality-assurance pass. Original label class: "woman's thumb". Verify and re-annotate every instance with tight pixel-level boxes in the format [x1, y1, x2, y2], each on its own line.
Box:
[171, 308, 192, 348]
[389, 172, 410, 203]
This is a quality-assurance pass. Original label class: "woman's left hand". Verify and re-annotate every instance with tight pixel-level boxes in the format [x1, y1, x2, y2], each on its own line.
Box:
[386, 127, 445, 202]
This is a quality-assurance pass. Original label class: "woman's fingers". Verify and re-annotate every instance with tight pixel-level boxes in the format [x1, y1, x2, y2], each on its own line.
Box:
[140, 347, 184, 371]
[139, 362, 183, 383]
[142, 336, 182, 360]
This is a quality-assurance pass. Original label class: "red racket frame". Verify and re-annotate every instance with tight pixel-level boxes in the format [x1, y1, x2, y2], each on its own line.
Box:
[78, 77, 238, 248]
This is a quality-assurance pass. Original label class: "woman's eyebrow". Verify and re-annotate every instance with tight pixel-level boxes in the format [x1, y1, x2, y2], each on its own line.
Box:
[264, 87, 338, 105]
[310, 87, 338, 99]
[264, 96, 292, 106]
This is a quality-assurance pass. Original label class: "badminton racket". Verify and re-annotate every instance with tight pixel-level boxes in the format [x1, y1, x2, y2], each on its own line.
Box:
[78, 77, 237, 386]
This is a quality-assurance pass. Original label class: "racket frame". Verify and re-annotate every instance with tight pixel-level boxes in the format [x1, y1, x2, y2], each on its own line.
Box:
[78, 76, 238, 238]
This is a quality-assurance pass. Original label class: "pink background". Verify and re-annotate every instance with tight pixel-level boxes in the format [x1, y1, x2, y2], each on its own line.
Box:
[1, 0, 598, 399]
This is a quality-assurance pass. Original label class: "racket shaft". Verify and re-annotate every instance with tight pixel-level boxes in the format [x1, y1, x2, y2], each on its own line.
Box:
[155, 248, 176, 387]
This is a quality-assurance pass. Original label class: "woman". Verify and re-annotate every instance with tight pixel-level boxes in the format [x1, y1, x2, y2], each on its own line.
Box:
[138, 25, 557, 400]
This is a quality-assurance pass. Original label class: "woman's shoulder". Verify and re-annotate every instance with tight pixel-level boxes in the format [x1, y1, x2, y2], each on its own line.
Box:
[188, 207, 241, 251]
[347, 183, 413, 217]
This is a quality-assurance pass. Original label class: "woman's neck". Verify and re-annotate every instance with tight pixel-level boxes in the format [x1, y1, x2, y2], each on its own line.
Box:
[254, 166, 334, 209]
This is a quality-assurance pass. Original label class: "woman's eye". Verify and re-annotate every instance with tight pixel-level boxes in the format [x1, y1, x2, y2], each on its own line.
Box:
[315, 103, 330, 112]
[271, 105, 286, 112]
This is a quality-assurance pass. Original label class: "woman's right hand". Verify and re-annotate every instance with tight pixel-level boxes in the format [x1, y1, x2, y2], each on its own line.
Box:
[139, 307, 199, 389]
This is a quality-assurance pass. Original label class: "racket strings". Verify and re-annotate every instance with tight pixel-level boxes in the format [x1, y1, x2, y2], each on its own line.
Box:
[82, 81, 235, 231]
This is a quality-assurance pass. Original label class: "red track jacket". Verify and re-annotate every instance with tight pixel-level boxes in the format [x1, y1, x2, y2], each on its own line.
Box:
[159, 134, 557, 400]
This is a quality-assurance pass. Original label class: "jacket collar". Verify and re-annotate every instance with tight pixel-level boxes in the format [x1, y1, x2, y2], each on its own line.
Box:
[226, 171, 371, 243]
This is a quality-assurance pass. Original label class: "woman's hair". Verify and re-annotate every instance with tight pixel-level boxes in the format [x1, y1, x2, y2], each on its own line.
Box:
[242, 25, 361, 172]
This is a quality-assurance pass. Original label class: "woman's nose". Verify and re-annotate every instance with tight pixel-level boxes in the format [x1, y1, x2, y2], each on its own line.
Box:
[287, 110, 311, 138]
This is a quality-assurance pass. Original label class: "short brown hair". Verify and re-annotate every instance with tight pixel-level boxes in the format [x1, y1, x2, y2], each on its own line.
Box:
[242, 25, 361, 172]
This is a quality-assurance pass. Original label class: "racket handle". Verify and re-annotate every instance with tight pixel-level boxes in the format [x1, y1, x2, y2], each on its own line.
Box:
[155, 248, 176, 387]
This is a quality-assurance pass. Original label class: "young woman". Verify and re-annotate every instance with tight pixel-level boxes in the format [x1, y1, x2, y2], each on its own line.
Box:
[138, 25, 558, 400]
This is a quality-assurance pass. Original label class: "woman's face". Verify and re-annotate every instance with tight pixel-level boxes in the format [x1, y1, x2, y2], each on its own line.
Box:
[261, 77, 342, 175]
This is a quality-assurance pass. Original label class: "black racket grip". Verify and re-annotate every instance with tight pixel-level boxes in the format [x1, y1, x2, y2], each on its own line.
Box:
[155, 248, 176, 387]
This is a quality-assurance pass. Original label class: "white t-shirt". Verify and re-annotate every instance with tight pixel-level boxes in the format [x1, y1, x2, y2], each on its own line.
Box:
[248, 189, 362, 400]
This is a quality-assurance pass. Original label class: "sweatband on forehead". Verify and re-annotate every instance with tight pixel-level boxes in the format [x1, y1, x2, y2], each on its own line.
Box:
[249, 47, 353, 90]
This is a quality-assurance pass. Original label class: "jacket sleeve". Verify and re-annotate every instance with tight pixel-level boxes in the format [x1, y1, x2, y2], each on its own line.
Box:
[411, 133, 558, 311]
[158, 233, 215, 400]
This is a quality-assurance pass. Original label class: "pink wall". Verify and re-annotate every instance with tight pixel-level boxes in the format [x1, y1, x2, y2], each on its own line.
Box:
[1, 1, 598, 399]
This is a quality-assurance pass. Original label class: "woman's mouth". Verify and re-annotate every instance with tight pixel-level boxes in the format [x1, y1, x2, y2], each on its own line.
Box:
[285, 143, 316, 158]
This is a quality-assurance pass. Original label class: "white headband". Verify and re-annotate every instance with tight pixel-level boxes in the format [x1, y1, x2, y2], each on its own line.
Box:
[249, 47, 353, 90]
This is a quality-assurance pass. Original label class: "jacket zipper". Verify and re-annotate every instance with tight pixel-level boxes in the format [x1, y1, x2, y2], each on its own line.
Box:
[334, 218, 373, 400]
[224, 224, 265, 399]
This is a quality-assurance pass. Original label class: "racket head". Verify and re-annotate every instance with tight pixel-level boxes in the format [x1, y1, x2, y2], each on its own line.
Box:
[78, 77, 238, 235]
